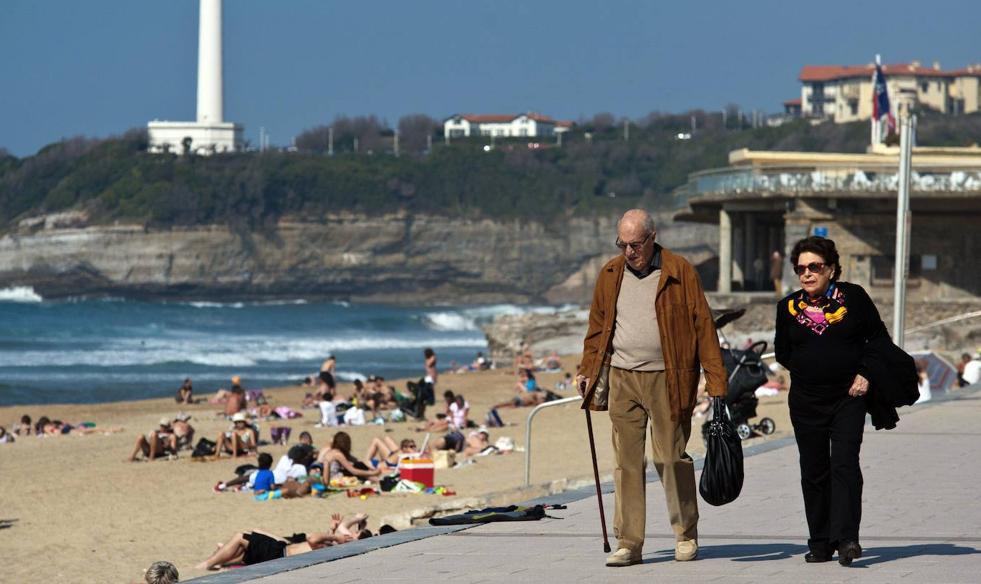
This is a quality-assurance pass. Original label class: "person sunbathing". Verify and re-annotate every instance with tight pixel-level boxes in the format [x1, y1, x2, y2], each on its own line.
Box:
[195, 516, 370, 571]
[364, 437, 417, 470]
[461, 429, 494, 458]
[491, 369, 546, 409]
[316, 431, 382, 483]
[215, 412, 258, 458]
[127, 418, 178, 462]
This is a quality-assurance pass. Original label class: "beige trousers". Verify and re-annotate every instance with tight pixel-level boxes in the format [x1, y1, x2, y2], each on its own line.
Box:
[609, 367, 698, 551]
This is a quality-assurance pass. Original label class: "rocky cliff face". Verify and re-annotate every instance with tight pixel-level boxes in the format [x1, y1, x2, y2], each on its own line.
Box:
[0, 211, 719, 303]
[0, 213, 591, 302]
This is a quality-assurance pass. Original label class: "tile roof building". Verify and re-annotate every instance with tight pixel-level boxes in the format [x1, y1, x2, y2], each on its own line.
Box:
[790, 61, 981, 123]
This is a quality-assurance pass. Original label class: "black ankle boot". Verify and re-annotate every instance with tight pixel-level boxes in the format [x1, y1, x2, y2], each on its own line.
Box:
[804, 551, 832, 563]
[837, 541, 862, 566]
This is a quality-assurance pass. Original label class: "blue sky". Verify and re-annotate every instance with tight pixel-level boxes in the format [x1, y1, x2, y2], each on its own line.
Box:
[1, 0, 978, 156]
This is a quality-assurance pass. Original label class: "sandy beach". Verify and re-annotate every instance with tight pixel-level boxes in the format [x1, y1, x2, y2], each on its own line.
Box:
[0, 355, 791, 583]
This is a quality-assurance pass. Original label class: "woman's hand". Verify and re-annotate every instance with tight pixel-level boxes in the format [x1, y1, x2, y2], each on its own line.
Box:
[848, 373, 870, 397]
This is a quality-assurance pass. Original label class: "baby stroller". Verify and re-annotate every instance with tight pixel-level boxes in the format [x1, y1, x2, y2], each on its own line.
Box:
[701, 312, 777, 442]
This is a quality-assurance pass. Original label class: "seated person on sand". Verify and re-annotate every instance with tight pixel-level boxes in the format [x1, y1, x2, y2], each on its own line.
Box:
[492, 369, 545, 409]
[316, 431, 382, 483]
[415, 390, 456, 432]
[172, 412, 195, 451]
[364, 437, 417, 470]
[195, 514, 371, 571]
[543, 351, 562, 371]
[175, 377, 194, 404]
[128, 418, 178, 462]
[215, 412, 258, 459]
[13, 414, 34, 437]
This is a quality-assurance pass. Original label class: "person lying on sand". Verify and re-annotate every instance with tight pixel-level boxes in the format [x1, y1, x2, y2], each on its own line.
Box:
[195, 514, 371, 571]
[127, 418, 178, 462]
[364, 436, 417, 470]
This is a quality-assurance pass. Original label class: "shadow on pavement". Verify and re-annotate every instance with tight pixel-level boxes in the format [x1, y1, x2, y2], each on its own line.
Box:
[852, 543, 981, 567]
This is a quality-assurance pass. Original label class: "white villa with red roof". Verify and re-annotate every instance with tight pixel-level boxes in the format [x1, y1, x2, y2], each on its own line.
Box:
[443, 113, 572, 139]
[792, 61, 980, 123]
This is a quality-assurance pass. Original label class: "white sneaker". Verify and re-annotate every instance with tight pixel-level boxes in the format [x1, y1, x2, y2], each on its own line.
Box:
[606, 547, 641, 567]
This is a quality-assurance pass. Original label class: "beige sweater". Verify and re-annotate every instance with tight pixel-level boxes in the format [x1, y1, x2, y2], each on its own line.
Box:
[610, 269, 664, 371]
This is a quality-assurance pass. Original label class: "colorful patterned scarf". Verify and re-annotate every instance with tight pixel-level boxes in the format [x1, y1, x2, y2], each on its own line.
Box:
[787, 283, 847, 335]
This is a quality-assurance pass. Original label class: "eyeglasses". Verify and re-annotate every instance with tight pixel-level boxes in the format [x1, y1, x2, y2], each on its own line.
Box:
[794, 262, 827, 276]
[615, 232, 653, 252]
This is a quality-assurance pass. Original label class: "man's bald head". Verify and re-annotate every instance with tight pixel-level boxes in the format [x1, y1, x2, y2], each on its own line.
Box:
[618, 209, 656, 235]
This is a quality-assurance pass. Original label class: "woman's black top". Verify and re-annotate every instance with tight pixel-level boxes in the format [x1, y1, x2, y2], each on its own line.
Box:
[775, 281, 888, 391]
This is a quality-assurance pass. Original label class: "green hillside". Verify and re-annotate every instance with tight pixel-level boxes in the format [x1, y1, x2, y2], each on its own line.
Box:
[2, 112, 978, 231]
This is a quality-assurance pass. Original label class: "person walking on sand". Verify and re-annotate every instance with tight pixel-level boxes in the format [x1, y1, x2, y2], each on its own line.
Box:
[577, 209, 728, 567]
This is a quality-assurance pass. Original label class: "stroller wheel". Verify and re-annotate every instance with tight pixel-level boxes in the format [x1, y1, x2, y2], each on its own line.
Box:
[736, 423, 752, 441]
[759, 417, 776, 435]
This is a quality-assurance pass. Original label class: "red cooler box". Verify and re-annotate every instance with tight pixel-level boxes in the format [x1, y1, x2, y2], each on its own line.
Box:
[399, 458, 434, 487]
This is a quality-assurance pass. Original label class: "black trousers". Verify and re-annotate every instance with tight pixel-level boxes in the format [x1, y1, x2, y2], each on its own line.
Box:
[789, 387, 866, 554]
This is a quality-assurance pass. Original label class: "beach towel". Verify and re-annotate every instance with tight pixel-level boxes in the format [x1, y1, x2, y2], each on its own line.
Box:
[428, 505, 548, 525]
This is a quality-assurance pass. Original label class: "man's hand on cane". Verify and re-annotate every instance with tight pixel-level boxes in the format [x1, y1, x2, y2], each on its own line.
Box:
[576, 375, 590, 397]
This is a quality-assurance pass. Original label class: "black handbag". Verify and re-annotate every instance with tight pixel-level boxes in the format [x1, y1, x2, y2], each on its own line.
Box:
[699, 397, 744, 506]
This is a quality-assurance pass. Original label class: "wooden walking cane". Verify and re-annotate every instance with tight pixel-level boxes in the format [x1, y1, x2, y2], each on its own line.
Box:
[585, 408, 611, 553]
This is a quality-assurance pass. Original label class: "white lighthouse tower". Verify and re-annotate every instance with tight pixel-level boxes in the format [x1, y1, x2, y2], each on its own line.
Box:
[148, 0, 243, 155]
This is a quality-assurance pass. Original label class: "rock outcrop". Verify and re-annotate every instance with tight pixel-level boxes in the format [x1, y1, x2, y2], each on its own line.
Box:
[0, 211, 718, 303]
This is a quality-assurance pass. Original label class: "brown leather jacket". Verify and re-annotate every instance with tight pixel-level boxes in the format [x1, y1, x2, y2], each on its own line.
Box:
[579, 246, 728, 420]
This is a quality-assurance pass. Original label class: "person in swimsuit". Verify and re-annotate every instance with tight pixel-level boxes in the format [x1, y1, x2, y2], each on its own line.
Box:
[215, 412, 257, 458]
[195, 514, 371, 571]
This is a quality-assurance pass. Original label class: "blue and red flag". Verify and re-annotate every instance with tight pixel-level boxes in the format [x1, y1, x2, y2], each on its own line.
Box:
[872, 64, 895, 131]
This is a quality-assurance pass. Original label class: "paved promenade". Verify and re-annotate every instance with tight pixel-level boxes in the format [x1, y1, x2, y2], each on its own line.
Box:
[192, 386, 981, 584]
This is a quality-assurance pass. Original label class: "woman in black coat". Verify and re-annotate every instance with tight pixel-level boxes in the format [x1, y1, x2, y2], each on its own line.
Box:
[774, 236, 888, 566]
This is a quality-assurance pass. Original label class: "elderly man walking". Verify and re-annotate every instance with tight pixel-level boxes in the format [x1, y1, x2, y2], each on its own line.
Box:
[577, 209, 728, 567]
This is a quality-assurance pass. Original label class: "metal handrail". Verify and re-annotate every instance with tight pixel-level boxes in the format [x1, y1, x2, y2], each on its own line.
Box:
[523, 395, 582, 486]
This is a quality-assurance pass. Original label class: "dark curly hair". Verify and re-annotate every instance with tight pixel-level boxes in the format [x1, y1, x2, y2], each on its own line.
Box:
[790, 236, 842, 281]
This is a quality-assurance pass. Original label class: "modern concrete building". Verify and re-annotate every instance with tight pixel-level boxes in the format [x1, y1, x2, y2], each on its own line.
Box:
[676, 147, 981, 301]
[443, 113, 569, 139]
[791, 62, 981, 123]
[148, 0, 243, 155]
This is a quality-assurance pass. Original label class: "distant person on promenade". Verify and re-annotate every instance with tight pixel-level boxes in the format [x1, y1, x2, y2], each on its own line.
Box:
[915, 361, 932, 404]
[770, 250, 784, 297]
[961, 350, 981, 387]
[577, 209, 727, 567]
[175, 378, 193, 404]
[775, 236, 899, 566]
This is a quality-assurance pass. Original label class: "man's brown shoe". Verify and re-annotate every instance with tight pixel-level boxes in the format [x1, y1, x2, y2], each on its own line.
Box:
[675, 539, 698, 561]
[606, 547, 642, 567]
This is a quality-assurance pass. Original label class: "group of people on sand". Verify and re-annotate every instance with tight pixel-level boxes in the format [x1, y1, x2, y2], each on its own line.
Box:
[127, 413, 195, 462]
[1, 414, 124, 443]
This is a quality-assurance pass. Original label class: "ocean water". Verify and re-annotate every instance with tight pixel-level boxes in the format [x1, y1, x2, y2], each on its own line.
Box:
[0, 287, 567, 406]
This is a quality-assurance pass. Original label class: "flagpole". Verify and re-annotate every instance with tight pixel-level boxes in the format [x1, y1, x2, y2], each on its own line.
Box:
[892, 113, 915, 348]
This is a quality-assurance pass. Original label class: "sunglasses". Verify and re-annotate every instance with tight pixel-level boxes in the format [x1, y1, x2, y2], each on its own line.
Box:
[794, 262, 827, 276]
[615, 232, 653, 252]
